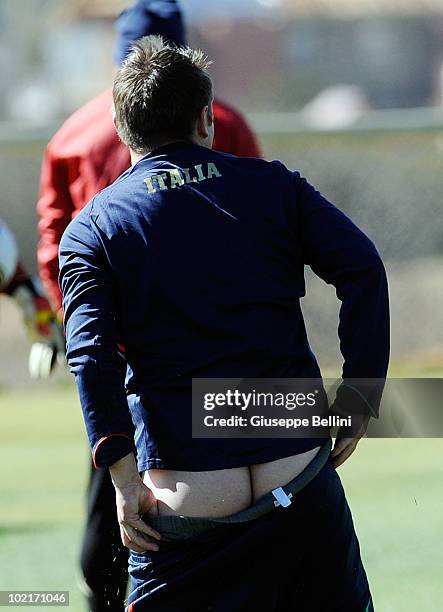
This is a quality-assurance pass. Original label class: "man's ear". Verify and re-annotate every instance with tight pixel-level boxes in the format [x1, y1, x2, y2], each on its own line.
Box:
[196, 106, 210, 139]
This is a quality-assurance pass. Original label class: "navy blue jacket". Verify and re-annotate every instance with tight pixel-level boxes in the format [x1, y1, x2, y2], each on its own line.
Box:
[59, 142, 389, 470]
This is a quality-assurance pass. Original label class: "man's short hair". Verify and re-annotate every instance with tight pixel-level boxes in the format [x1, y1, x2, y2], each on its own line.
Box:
[113, 35, 213, 153]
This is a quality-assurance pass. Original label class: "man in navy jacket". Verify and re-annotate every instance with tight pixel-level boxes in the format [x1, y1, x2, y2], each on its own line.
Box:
[60, 36, 389, 611]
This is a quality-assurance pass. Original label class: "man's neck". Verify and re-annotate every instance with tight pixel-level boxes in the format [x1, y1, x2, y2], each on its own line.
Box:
[130, 137, 205, 166]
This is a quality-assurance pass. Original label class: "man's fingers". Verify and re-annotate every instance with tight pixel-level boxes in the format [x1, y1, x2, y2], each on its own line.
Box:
[120, 528, 150, 554]
[332, 440, 358, 468]
[129, 516, 161, 541]
[121, 524, 160, 552]
[333, 447, 355, 469]
[331, 437, 353, 458]
[113, 476, 161, 552]
[331, 418, 369, 467]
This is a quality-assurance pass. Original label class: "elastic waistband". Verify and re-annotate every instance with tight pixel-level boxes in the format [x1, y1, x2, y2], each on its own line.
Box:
[145, 439, 332, 541]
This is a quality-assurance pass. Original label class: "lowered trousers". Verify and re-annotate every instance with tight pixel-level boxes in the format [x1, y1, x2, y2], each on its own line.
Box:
[126, 444, 373, 611]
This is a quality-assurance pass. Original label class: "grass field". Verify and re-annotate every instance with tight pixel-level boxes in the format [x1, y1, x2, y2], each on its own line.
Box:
[0, 383, 442, 611]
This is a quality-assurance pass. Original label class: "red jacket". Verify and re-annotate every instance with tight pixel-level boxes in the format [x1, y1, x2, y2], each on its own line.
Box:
[37, 89, 261, 310]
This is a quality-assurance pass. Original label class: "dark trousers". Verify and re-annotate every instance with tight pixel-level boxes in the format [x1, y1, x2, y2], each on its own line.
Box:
[80, 459, 129, 612]
[127, 459, 373, 611]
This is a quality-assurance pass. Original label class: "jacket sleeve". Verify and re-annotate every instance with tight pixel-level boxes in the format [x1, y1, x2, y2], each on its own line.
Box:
[294, 173, 390, 417]
[37, 147, 77, 313]
[59, 209, 135, 467]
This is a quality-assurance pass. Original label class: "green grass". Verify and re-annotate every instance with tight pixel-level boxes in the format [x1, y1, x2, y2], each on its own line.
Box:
[0, 384, 442, 611]
[0, 386, 88, 610]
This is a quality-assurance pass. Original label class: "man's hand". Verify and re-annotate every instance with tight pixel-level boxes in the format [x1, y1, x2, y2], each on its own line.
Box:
[331, 415, 370, 468]
[110, 453, 161, 553]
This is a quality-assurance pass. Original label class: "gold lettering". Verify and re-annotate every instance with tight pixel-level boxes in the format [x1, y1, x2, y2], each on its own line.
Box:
[169, 169, 185, 189]
[183, 168, 197, 183]
[148, 165, 221, 192]
[156, 173, 169, 190]
[207, 162, 222, 179]
[144, 177, 157, 194]
[195, 164, 206, 182]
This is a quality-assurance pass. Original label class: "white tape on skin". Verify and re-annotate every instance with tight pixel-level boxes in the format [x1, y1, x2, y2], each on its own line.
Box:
[272, 487, 293, 508]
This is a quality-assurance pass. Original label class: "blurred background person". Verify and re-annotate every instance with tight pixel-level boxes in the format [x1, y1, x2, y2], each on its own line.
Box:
[37, 0, 261, 315]
[0, 219, 63, 379]
[36, 1, 261, 609]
